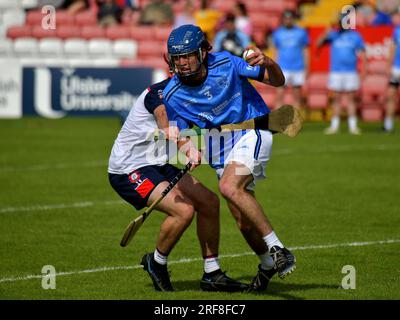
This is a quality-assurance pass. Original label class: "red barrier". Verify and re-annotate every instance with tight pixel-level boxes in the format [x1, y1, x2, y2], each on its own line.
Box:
[308, 26, 394, 72]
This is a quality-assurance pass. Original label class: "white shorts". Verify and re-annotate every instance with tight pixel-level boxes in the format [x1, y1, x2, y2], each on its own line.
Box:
[215, 130, 273, 190]
[283, 70, 305, 87]
[328, 72, 360, 92]
[390, 67, 400, 85]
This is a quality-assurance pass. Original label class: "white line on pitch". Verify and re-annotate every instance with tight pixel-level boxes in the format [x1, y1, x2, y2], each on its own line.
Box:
[1, 144, 398, 173]
[0, 200, 125, 214]
[1, 239, 399, 284]
[0, 160, 107, 173]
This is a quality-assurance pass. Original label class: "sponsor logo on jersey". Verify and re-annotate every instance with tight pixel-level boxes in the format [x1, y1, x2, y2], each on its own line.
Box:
[198, 112, 214, 122]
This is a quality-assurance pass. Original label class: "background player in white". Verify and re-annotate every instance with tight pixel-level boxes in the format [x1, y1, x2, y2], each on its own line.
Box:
[163, 24, 297, 292]
[272, 10, 309, 111]
[108, 79, 248, 292]
[317, 14, 366, 135]
[385, 24, 400, 132]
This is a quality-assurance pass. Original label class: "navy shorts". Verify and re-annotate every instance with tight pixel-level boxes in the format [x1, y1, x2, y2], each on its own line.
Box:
[108, 164, 181, 210]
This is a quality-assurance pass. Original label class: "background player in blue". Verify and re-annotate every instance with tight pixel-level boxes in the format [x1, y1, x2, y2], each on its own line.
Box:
[385, 25, 400, 132]
[317, 14, 366, 135]
[272, 10, 309, 111]
[163, 24, 296, 292]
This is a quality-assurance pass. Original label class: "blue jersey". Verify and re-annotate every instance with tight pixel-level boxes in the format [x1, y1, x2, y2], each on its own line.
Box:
[327, 30, 365, 72]
[272, 26, 309, 71]
[393, 26, 400, 68]
[163, 51, 270, 169]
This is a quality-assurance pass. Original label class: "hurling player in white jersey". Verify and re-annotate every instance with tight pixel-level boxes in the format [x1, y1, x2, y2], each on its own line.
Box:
[163, 24, 297, 292]
[108, 79, 248, 292]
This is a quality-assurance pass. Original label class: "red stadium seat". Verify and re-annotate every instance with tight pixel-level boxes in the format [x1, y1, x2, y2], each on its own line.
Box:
[360, 107, 383, 122]
[56, 25, 81, 39]
[283, 0, 298, 11]
[260, 1, 286, 15]
[32, 26, 57, 39]
[366, 60, 388, 75]
[137, 40, 165, 58]
[250, 13, 280, 33]
[253, 30, 266, 48]
[106, 25, 131, 40]
[130, 26, 156, 41]
[120, 57, 168, 71]
[75, 10, 97, 26]
[154, 26, 173, 42]
[305, 73, 329, 110]
[55, 10, 75, 25]
[6, 25, 32, 39]
[81, 26, 106, 40]
[305, 72, 328, 92]
[307, 93, 329, 109]
[26, 10, 43, 26]
[260, 91, 277, 109]
[361, 75, 388, 101]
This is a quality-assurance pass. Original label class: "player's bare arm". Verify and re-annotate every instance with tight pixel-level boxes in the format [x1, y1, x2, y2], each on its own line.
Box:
[153, 105, 179, 142]
[177, 137, 201, 171]
[244, 45, 285, 87]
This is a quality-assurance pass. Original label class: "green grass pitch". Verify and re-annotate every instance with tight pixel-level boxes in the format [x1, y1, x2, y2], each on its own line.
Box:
[0, 117, 399, 300]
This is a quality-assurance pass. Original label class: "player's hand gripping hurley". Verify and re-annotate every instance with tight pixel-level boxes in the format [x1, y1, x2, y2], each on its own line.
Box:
[120, 162, 192, 247]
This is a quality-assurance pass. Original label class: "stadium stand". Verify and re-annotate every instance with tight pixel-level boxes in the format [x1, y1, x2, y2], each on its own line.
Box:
[1, 0, 398, 121]
[304, 73, 329, 110]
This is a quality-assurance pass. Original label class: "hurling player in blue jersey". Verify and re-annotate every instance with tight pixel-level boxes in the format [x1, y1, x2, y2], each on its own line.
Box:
[163, 24, 296, 292]
[385, 25, 400, 132]
[317, 14, 366, 135]
[272, 10, 309, 110]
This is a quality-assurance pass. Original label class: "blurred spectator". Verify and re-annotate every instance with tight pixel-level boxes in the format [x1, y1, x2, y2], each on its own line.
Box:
[232, 2, 252, 37]
[317, 13, 366, 135]
[372, 0, 400, 25]
[353, 0, 376, 26]
[139, 0, 174, 25]
[195, 0, 222, 42]
[29, 0, 65, 9]
[61, 0, 89, 14]
[271, 10, 309, 111]
[213, 13, 250, 57]
[174, 0, 196, 28]
[384, 24, 400, 132]
[97, 0, 123, 26]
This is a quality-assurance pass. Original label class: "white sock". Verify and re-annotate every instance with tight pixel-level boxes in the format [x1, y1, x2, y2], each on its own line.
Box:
[331, 116, 340, 129]
[258, 252, 274, 270]
[154, 249, 168, 265]
[204, 255, 220, 273]
[263, 231, 284, 251]
[348, 116, 358, 131]
[384, 116, 394, 131]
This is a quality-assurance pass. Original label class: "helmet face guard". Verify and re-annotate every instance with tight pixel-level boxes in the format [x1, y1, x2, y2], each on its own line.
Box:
[168, 49, 204, 78]
[167, 25, 207, 79]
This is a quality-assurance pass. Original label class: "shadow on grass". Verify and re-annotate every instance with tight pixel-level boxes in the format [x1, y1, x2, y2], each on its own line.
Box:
[170, 277, 339, 300]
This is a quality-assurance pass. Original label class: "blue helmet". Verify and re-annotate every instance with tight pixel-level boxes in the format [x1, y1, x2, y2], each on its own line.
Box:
[167, 25, 208, 78]
[167, 24, 205, 55]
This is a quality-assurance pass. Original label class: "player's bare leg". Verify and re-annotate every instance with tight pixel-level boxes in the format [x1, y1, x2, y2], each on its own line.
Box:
[176, 174, 220, 258]
[219, 161, 296, 279]
[325, 91, 341, 134]
[345, 91, 361, 135]
[140, 181, 195, 292]
[385, 86, 398, 132]
[227, 200, 277, 291]
[149, 182, 196, 254]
